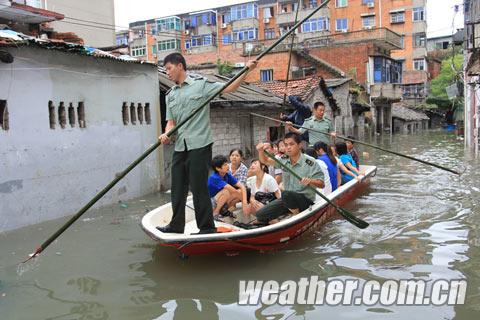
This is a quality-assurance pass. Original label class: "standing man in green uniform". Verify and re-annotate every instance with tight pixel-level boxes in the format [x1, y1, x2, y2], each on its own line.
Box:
[286, 101, 336, 146]
[158, 53, 257, 234]
[255, 132, 324, 224]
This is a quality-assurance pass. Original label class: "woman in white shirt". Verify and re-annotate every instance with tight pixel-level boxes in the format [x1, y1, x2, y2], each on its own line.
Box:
[246, 159, 281, 214]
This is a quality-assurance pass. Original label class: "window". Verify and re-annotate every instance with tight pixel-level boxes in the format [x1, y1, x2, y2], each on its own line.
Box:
[221, 13, 231, 24]
[263, 7, 274, 19]
[233, 28, 258, 41]
[390, 12, 405, 24]
[336, 18, 348, 31]
[362, 0, 374, 4]
[222, 33, 233, 44]
[156, 17, 181, 31]
[122, 102, 129, 125]
[308, 0, 318, 8]
[436, 41, 450, 49]
[48, 100, 55, 129]
[137, 103, 144, 124]
[0, 100, 8, 131]
[413, 59, 425, 71]
[413, 7, 425, 21]
[231, 3, 258, 21]
[362, 16, 375, 28]
[58, 102, 66, 129]
[145, 103, 151, 125]
[336, 0, 347, 8]
[264, 28, 276, 39]
[400, 35, 405, 49]
[158, 39, 180, 51]
[260, 69, 273, 82]
[130, 103, 136, 125]
[77, 102, 86, 128]
[413, 32, 426, 47]
[301, 17, 329, 33]
[131, 46, 146, 57]
[189, 34, 216, 47]
[373, 57, 402, 84]
[68, 103, 75, 127]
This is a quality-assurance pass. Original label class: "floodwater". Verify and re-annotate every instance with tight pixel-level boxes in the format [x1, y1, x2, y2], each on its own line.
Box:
[1, 130, 479, 320]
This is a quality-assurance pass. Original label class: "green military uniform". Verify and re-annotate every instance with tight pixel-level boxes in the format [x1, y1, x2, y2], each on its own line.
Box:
[298, 116, 334, 146]
[256, 153, 324, 223]
[166, 75, 224, 232]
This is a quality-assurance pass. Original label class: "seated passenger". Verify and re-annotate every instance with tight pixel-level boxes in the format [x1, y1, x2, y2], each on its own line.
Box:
[274, 139, 286, 184]
[314, 141, 341, 193]
[208, 155, 250, 219]
[335, 142, 361, 184]
[255, 132, 324, 225]
[228, 148, 248, 186]
[246, 159, 281, 214]
[345, 136, 360, 167]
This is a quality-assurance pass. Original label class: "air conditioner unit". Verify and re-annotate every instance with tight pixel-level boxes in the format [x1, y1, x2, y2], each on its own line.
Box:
[340, 29, 348, 33]
[364, 26, 374, 30]
[184, 30, 190, 35]
[264, 18, 270, 23]
[221, 23, 227, 28]
[235, 62, 245, 68]
[367, 2, 375, 8]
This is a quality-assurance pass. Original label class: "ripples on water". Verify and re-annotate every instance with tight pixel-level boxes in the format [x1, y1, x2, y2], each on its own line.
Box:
[1, 131, 479, 319]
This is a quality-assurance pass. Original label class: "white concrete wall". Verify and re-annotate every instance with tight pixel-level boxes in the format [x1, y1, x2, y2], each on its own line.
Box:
[0, 46, 161, 231]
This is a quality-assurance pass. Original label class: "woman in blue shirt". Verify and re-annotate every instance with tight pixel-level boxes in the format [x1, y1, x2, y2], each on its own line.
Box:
[335, 142, 360, 184]
[314, 141, 341, 191]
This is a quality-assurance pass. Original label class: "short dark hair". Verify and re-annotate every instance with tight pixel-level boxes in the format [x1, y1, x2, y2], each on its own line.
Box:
[313, 101, 326, 110]
[229, 148, 244, 158]
[163, 53, 187, 71]
[284, 132, 302, 144]
[346, 136, 355, 144]
[305, 147, 317, 158]
[335, 142, 348, 155]
[250, 158, 269, 173]
[211, 155, 228, 172]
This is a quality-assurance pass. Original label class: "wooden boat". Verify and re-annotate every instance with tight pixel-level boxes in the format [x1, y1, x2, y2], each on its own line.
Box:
[141, 165, 376, 257]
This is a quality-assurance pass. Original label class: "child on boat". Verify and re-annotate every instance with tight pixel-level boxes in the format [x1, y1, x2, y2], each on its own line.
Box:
[208, 155, 250, 220]
[335, 142, 361, 184]
[228, 148, 248, 186]
[246, 159, 281, 214]
[314, 141, 341, 193]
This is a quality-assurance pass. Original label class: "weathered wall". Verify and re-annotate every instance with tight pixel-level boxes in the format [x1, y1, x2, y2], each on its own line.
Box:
[0, 47, 161, 231]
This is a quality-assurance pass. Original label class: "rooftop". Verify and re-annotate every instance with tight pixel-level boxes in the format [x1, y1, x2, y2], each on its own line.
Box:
[392, 103, 430, 121]
[0, 1, 64, 24]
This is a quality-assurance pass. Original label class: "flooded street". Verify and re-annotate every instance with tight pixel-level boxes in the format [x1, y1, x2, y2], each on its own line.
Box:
[1, 130, 480, 320]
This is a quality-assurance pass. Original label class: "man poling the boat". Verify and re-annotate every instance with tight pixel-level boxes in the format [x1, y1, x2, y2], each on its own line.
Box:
[157, 53, 258, 235]
[255, 132, 325, 225]
[250, 113, 463, 176]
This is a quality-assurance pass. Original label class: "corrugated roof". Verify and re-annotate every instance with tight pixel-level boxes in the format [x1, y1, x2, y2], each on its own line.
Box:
[158, 67, 284, 107]
[392, 103, 430, 121]
[0, 30, 155, 66]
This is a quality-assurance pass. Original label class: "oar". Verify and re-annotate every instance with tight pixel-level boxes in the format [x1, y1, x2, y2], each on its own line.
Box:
[22, 1, 332, 263]
[263, 150, 369, 229]
[251, 113, 462, 175]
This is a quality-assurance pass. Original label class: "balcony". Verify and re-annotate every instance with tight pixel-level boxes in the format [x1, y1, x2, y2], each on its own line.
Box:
[370, 83, 403, 101]
[304, 27, 403, 51]
[231, 18, 259, 30]
[0, 0, 64, 23]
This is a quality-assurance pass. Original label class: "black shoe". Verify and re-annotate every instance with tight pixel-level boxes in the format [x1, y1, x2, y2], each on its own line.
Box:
[192, 228, 217, 235]
[156, 225, 184, 233]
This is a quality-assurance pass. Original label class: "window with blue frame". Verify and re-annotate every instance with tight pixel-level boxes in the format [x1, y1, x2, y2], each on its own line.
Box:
[336, 18, 348, 31]
[301, 18, 329, 33]
[260, 69, 273, 82]
[222, 33, 233, 44]
[156, 17, 181, 31]
[231, 3, 258, 21]
[233, 28, 258, 41]
[190, 12, 217, 27]
[373, 57, 402, 83]
[187, 34, 216, 47]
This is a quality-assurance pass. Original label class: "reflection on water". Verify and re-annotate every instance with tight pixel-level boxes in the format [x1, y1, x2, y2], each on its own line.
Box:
[1, 131, 480, 319]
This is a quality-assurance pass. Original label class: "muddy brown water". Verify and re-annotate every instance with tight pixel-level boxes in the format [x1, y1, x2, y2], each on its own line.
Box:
[1, 130, 479, 319]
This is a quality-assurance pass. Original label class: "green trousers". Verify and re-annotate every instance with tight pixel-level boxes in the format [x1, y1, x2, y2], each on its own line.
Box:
[169, 143, 215, 232]
[256, 191, 314, 223]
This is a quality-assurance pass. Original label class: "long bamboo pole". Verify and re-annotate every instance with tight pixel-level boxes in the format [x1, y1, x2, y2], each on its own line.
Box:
[22, 1, 332, 263]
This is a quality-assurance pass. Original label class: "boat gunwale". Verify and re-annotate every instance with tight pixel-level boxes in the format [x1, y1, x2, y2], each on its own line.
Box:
[141, 165, 376, 245]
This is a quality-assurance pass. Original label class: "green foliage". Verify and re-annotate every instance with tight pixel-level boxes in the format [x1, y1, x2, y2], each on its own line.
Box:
[216, 59, 234, 76]
[429, 54, 463, 105]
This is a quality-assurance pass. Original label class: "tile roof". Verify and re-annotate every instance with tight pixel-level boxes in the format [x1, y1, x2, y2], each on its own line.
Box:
[392, 103, 430, 121]
[158, 67, 284, 107]
[254, 77, 351, 101]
